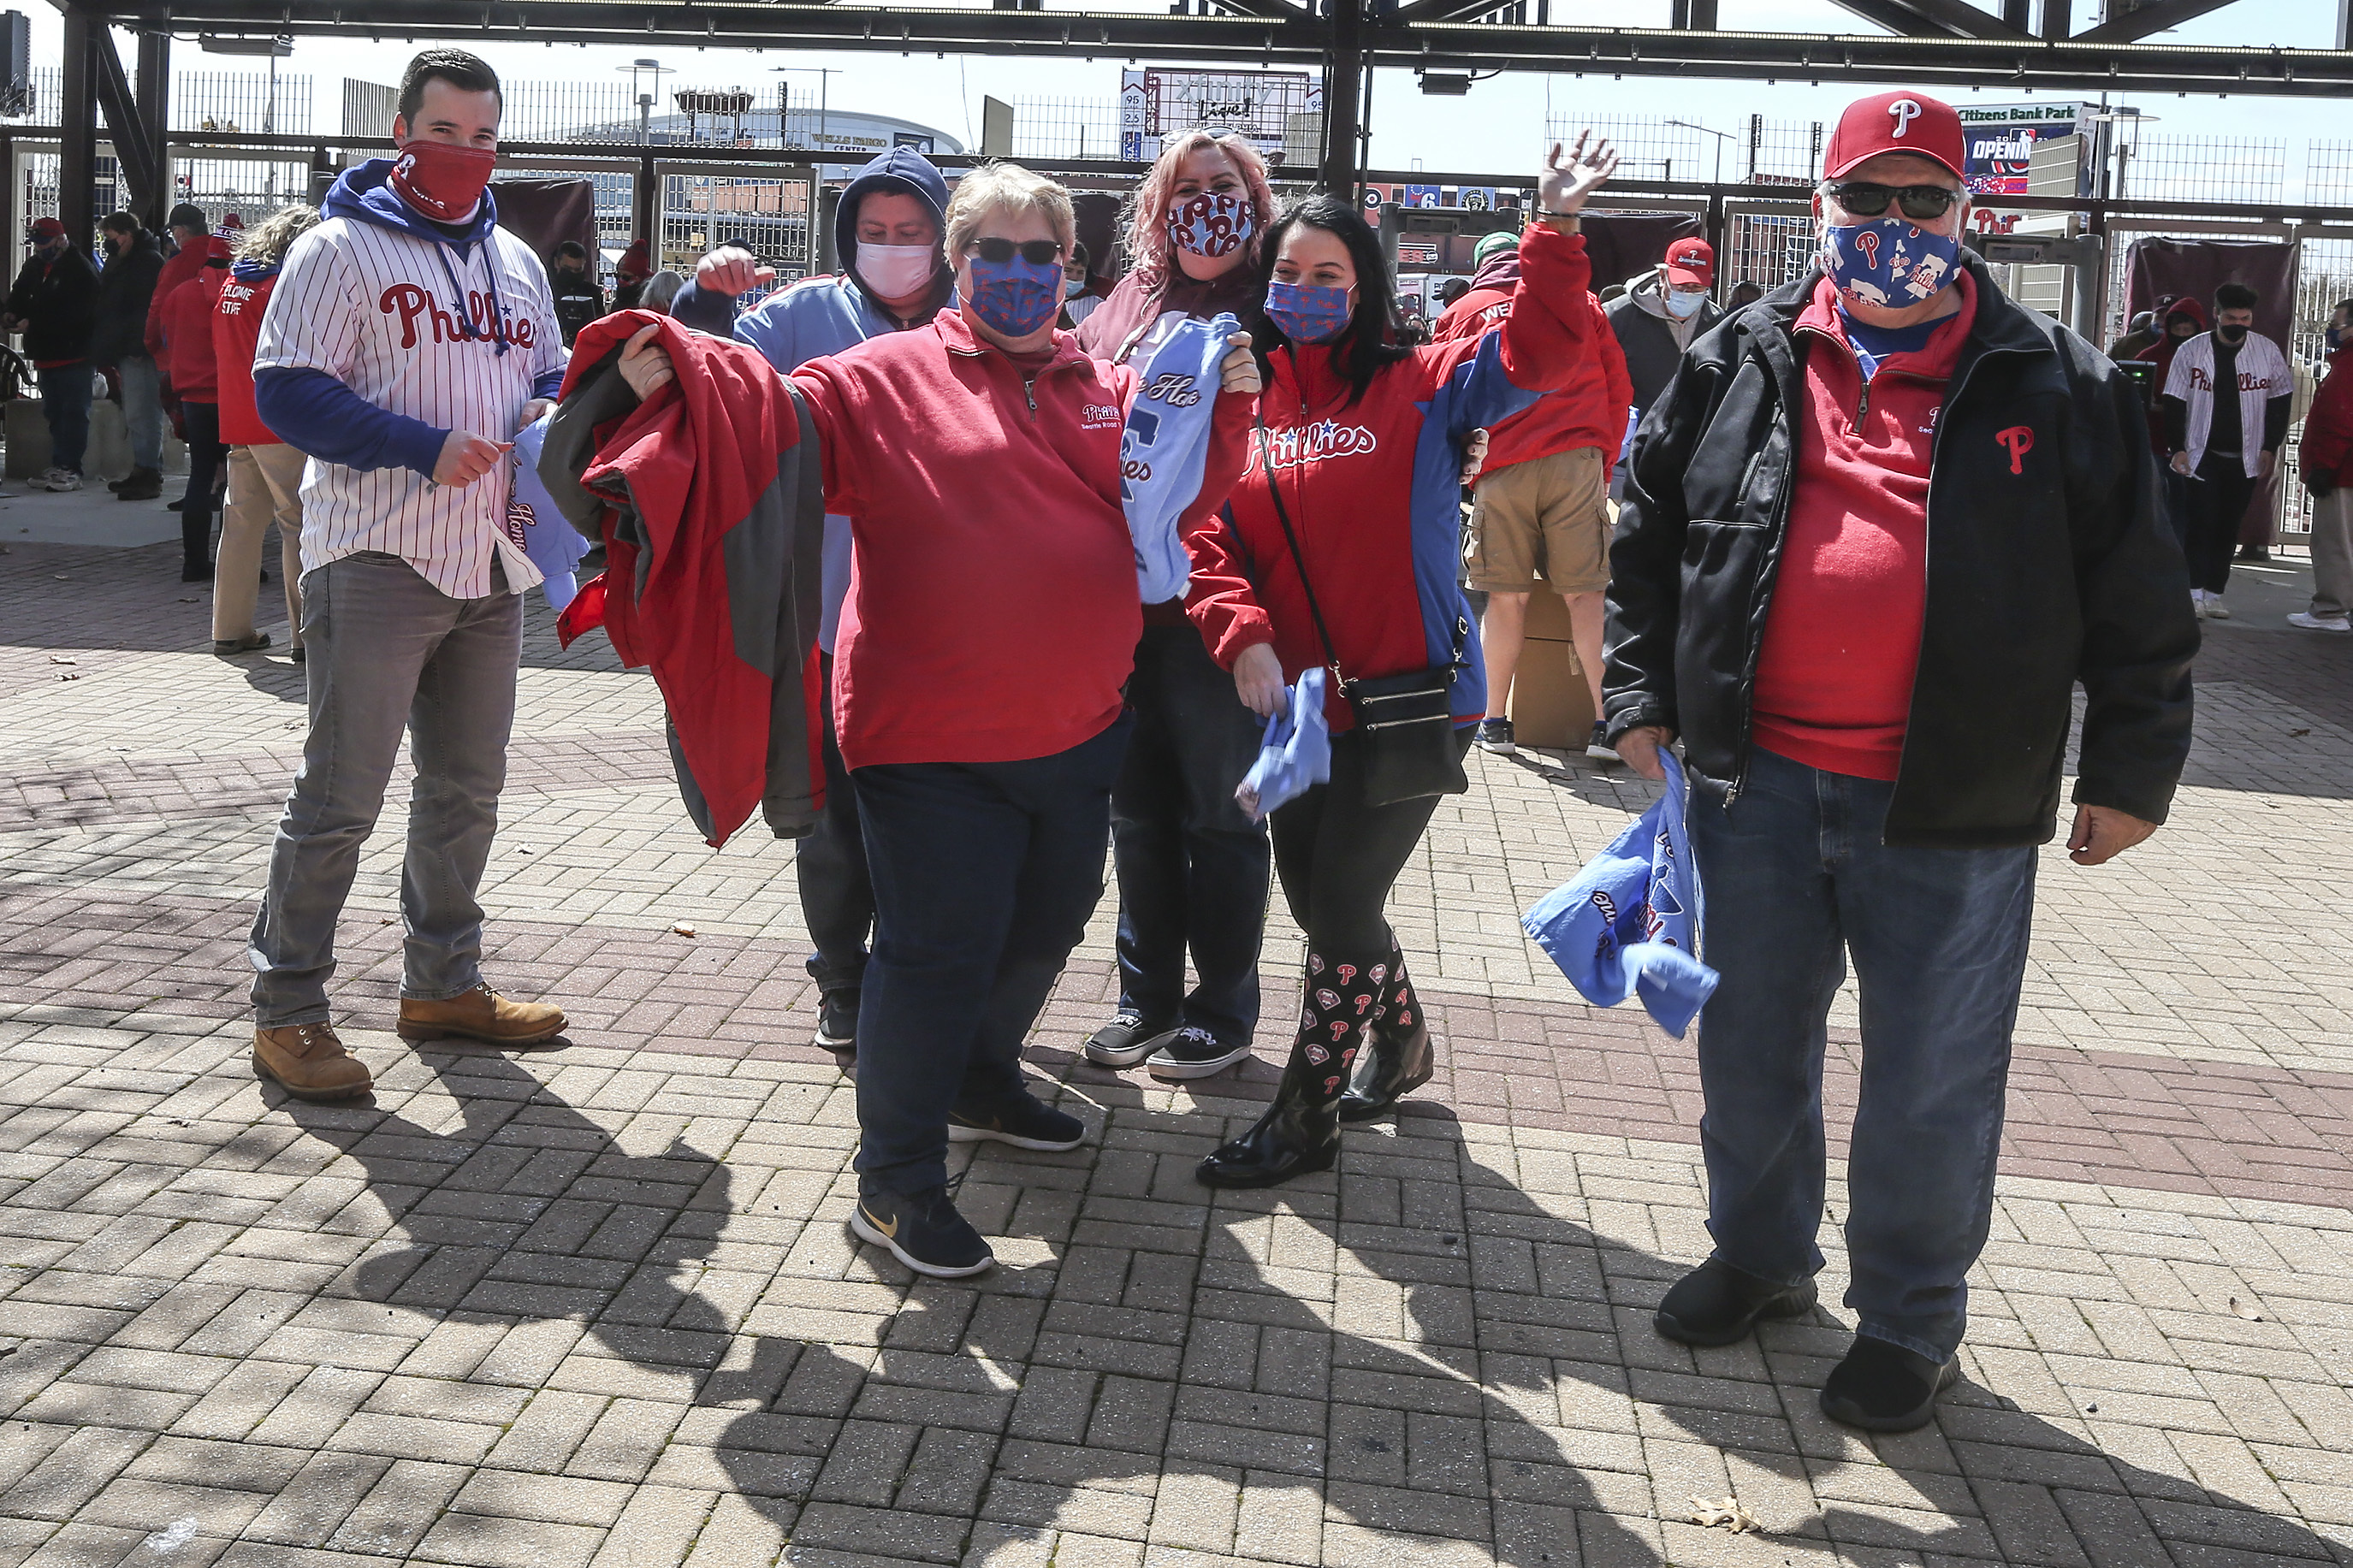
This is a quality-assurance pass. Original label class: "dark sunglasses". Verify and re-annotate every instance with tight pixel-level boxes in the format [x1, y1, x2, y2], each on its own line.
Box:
[1825, 181, 1960, 221]
[969, 238, 1062, 266]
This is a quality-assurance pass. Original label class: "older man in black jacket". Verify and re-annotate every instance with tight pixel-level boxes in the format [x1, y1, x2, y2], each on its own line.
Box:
[4, 216, 104, 490]
[1605, 92, 2196, 1434]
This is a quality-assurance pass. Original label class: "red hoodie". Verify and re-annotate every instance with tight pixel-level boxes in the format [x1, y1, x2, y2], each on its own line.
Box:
[790, 309, 1250, 771]
[213, 265, 282, 446]
[2303, 343, 2353, 483]
[1429, 242, 1631, 476]
[1749, 273, 1979, 784]
[1186, 222, 1597, 732]
[158, 269, 223, 401]
[144, 241, 204, 364]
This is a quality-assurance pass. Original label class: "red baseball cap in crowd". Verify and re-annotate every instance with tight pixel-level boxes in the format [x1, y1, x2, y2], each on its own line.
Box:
[1823, 91, 1967, 182]
[1663, 236, 1715, 289]
[27, 216, 65, 242]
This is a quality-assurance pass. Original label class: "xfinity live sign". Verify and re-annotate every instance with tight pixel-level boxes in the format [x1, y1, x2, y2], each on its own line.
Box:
[1958, 102, 2085, 196]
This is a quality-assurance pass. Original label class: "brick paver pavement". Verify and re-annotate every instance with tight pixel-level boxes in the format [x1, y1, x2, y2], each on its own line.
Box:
[3, 530, 2350, 1568]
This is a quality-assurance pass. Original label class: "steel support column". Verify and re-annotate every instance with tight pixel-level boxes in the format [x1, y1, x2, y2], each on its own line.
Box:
[1320, 0, 1363, 195]
[634, 152, 658, 264]
[58, 6, 97, 246]
[135, 30, 169, 229]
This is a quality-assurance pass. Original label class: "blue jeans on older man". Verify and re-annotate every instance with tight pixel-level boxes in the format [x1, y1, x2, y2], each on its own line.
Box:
[1687, 745, 2037, 1362]
[116, 352, 163, 471]
[248, 552, 522, 1027]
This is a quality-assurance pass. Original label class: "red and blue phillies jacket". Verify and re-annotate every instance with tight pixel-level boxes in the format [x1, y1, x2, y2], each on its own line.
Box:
[1184, 222, 1600, 732]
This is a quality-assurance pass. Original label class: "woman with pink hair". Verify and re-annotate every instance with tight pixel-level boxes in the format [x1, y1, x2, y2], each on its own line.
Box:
[1075, 129, 1281, 1085]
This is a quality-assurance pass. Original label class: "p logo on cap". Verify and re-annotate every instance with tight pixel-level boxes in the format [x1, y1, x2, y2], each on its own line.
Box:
[1888, 99, 1923, 139]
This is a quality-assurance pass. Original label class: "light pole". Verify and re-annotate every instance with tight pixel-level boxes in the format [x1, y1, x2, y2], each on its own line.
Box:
[1664, 118, 1735, 188]
[617, 58, 675, 144]
[771, 67, 842, 151]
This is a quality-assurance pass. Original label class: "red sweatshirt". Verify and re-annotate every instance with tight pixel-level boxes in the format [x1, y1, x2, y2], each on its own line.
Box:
[1429, 244, 1631, 476]
[212, 266, 281, 446]
[790, 309, 1250, 770]
[144, 242, 204, 364]
[1750, 272, 1980, 783]
[158, 270, 223, 402]
[2301, 344, 2353, 483]
[1186, 223, 1596, 732]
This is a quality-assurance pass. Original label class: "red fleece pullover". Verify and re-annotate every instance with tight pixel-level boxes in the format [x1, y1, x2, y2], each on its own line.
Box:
[1750, 272, 1980, 783]
[145, 242, 204, 364]
[213, 269, 282, 446]
[791, 310, 1251, 770]
[1428, 246, 1631, 477]
[2301, 344, 2353, 483]
[158, 270, 224, 402]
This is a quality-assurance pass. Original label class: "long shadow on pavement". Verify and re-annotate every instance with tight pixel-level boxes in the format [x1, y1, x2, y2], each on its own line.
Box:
[275, 1048, 2342, 1566]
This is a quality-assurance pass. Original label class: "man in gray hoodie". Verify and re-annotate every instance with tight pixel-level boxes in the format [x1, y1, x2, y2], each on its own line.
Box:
[1605, 235, 1724, 427]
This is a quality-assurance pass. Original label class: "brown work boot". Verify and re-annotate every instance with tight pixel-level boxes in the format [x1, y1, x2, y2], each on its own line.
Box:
[396, 982, 566, 1046]
[252, 1021, 374, 1101]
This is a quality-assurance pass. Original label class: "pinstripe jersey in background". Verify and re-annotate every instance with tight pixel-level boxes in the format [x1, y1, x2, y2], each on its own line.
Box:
[254, 214, 564, 599]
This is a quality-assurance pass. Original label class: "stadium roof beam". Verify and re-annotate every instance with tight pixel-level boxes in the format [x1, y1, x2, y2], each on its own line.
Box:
[1823, 0, 2035, 41]
[2075, 0, 2243, 44]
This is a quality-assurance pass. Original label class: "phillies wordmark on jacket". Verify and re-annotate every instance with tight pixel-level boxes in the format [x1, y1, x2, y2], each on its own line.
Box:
[544, 312, 827, 848]
[1606, 253, 2199, 847]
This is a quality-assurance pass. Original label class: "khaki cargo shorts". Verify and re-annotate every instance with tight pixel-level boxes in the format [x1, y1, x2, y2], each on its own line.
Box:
[1464, 445, 1610, 595]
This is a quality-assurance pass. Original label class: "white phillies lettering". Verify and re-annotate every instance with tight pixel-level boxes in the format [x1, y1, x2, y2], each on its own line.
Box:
[377, 282, 538, 351]
[218, 279, 261, 317]
[1888, 98, 1923, 139]
[1142, 371, 1201, 407]
[1254, 420, 1378, 472]
[1080, 402, 1122, 429]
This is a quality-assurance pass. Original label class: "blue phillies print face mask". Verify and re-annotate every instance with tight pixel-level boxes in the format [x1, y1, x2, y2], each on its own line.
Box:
[1822, 217, 1961, 311]
[1265, 280, 1353, 345]
[967, 252, 1064, 339]
[1169, 191, 1255, 259]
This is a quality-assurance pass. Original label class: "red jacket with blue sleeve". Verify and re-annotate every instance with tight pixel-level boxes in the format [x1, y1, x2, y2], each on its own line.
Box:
[1182, 222, 1598, 732]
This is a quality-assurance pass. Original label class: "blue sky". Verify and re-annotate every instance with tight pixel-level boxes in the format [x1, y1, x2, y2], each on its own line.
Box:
[16, 0, 2343, 193]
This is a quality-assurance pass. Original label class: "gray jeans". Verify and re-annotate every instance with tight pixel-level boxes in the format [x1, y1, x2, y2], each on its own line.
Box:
[117, 353, 163, 472]
[249, 552, 522, 1027]
[2310, 488, 2353, 618]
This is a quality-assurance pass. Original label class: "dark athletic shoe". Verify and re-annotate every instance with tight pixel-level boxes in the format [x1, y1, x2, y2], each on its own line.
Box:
[1652, 1257, 1818, 1346]
[1473, 717, 1516, 754]
[1085, 1011, 1172, 1068]
[1820, 1336, 1960, 1433]
[946, 1094, 1086, 1151]
[815, 988, 858, 1051]
[849, 1186, 993, 1278]
[1144, 1027, 1252, 1080]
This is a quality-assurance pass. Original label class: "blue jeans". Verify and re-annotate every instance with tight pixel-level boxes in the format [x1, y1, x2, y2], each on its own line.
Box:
[36, 364, 92, 475]
[799, 653, 874, 994]
[1110, 624, 1270, 1046]
[249, 553, 522, 1027]
[851, 717, 1129, 1197]
[1688, 747, 2036, 1360]
[117, 353, 163, 470]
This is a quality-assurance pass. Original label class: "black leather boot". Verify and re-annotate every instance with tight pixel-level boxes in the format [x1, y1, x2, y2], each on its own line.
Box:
[1338, 940, 1433, 1122]
[1195, 1060, 1342, 1188]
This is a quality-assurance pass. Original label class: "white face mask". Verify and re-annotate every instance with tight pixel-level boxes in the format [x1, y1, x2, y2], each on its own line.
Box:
[1663, 287, 1708, 320]
[855, 242, 937, 301]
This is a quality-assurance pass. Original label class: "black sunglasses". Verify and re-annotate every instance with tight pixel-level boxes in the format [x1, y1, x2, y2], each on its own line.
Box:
[1825, 181, 1960, 221]
[969, 238, 1062, 266]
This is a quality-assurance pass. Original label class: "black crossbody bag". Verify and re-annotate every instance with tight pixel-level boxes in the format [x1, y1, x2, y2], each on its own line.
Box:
[1254, 419, 1469, 808]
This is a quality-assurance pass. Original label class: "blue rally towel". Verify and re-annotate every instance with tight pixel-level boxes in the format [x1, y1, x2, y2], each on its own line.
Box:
[509, 414, 591, 611]
[1521, 751, 1720, 1038]
[1235, 667, 1329, 822]
[1120, 311, 1238, 603]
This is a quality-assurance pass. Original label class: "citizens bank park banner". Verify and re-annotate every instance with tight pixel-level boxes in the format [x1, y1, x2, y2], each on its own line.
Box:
[1960, 102, 2087, 197]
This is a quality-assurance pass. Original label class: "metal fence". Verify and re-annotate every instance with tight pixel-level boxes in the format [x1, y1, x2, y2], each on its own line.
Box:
[2115, 133, 2288, 205]
[1544, 113, 1820, 188]
[16, 68, 313, 135]
[1010, 98, 1123, 163]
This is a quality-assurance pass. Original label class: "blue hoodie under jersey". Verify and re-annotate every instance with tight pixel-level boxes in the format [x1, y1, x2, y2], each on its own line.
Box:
[669, 146, 955, 649]
[252, 159, 566, 478]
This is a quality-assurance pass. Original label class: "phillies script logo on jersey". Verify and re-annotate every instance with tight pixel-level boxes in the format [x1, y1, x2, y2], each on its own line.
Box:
[2184, 365, 2281, 394]
[378, 282, 537, 351]
[1254, 419, 1378, 473]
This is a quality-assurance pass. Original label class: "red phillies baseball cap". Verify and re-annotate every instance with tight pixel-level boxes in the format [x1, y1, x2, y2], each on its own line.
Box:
[1823, 91, 1967, 181]
[1663, 236, 1714, 289]
[27, 216, 65, 242]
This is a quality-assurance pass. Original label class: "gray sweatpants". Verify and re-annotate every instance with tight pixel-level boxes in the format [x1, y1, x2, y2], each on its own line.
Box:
[249, 551, 522, 1027]
[2309, 488, 2353, 618]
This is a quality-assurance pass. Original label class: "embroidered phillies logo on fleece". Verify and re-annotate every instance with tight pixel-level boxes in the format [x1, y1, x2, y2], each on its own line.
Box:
[1996, 425, 2034, 475]
[1081, 403, 1123, 430]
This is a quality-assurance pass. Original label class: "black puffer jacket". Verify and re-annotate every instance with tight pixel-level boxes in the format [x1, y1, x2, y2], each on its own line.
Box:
[94, 228, 165, 363]
[5, 247, 102, 365]
[1606, 253, 2198, 847]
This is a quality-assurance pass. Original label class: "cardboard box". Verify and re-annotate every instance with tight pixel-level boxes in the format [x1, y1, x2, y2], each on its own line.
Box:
[1504, 634, 1597, 751]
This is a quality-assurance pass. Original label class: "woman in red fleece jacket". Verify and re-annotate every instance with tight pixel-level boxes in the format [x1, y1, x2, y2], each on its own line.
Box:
[1180, 137, 1619, 1189]
[619, 163, 1259, 1279]
[157, 225, 234, 583]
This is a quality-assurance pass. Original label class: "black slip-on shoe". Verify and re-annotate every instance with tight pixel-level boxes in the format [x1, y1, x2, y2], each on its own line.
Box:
[1652, 1257, 1818, 1346]
[1144, 1027, 1253, 1080]
[815, 987, 858, 1051]
[947, 1094, 1086, 1151]
[1820, 1335, 1960, 1433]
[849, 1186, 993, 1278]
[1085, 1011, 1174, 1068]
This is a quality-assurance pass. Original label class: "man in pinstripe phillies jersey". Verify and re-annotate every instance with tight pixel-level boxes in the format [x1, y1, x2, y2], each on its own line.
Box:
[242, 50, 570, 1101]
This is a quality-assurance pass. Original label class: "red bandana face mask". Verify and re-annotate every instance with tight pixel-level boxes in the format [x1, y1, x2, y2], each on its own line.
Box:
[389, 139, 497, 223]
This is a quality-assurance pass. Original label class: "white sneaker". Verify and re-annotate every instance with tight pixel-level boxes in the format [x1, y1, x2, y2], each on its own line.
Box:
[42, 470, 83, 493]
[2203, 598, 2231, 620]
[2288, 611, 2350, 633]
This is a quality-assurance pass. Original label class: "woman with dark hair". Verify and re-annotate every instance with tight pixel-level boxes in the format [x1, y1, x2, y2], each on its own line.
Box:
[1075, 130, 1285, 1084]
[1182, 137, 1618, 1187]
